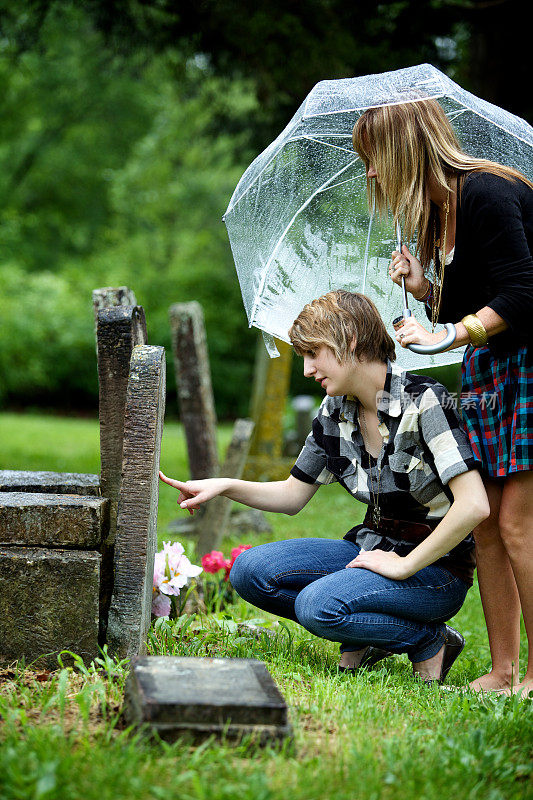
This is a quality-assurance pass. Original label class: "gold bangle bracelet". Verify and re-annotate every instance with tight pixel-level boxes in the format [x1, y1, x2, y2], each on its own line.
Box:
[461, 314, 489, 347]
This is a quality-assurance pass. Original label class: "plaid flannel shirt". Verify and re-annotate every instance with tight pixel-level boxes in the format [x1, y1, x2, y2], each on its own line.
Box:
[291, 360, 478, 584]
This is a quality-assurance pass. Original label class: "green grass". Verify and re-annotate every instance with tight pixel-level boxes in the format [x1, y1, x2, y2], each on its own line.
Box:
[1, 412, 532, 800]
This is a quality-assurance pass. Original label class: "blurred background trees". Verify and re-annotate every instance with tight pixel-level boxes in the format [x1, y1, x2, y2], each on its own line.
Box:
[0, 0, 528, 417]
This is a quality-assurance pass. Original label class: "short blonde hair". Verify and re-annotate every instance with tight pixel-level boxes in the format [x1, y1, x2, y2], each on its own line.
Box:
[352, 99, 532, 269]
[289, 290, 396, 364]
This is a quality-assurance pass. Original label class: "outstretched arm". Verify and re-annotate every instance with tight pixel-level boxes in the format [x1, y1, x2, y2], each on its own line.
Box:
[346, 470, 490, 579]
[159, 471, 319, 516]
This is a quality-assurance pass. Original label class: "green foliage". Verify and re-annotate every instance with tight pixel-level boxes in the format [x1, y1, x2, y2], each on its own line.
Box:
[1, 1, 528, 418]
[0, 4, 258, 417]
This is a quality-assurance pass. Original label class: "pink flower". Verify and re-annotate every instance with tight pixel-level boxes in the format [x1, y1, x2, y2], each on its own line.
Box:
[152, 540, 202, 617]
[151, 592, 171, 617]
[201, 551, 229, 574]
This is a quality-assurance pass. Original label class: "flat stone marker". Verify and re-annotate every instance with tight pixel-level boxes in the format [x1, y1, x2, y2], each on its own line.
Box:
[0, 492, 108, 548]
[0, 470, 100, 496]
[124, 656, 291, 744]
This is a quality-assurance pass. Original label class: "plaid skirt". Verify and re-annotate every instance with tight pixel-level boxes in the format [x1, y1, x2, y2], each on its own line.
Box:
[461, 344, 533, 477]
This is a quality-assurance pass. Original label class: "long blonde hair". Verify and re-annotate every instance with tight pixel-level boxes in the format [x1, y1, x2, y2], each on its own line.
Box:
[352, 99, 532, 269]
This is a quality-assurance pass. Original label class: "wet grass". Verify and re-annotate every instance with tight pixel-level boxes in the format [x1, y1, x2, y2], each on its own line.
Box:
[0, 412, 532, 800]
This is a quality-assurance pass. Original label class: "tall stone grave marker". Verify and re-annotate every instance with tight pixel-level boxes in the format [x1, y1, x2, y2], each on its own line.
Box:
[92, 286, 137, 334]
[243, 336, 293, 481]
[169, 302, 218, 480]
[96, 305, 147, 633]
[196, 418, 254, 556]
[107, 345, 166, 659]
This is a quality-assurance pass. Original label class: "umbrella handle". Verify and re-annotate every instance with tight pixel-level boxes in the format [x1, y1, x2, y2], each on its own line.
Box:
[407, 322, 457, 354]
[395, 234, 457, 353]
[396, 309, 457, 354]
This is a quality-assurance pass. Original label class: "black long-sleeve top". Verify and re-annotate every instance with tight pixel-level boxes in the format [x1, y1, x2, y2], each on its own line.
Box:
[429, 171, 533, 357]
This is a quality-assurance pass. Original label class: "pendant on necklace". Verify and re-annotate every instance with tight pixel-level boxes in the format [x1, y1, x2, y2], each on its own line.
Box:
[372, 505, 381, 528]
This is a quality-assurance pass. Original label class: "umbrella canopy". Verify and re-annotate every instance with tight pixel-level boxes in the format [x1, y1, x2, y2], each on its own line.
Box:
[223, 63, 533, 363]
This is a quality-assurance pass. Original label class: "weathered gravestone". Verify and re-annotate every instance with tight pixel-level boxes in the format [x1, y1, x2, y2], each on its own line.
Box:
[196, 417, 254, 556]
[124, 656, 291, 744]
[106, 345, 166, 659]
[243, 336, 294, 481]
[0, 547, 101, 667]
[96, 305, 147, 636]
[0, 289, 166, 667]
[168, 301, 263, 549]
[0, 471, 100, 496]
[0, 473, 106, 666]
[283, 395, 316, 457]
[92, 286, 137, 334]
[169, 302, 218, 480]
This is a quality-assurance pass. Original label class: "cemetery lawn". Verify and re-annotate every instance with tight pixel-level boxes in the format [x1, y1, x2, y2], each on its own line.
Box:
[1, 412, 532, 800]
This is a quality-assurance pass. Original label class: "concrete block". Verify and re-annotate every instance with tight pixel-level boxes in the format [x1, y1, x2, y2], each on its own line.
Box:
[0, 493, 108, 548]
[0, 547, 100, 667]
[123, 656, 291, 743]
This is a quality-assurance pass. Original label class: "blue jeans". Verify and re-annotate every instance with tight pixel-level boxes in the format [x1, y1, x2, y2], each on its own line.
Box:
[230, 538, 469, 662]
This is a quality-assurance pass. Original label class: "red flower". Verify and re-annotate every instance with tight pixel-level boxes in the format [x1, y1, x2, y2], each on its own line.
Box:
[202, 545, 252, 581]
[201, 551, 228, 574]
[230, 544, 252, 566]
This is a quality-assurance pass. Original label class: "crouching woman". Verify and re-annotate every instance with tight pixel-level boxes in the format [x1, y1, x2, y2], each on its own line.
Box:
[160, 291, 489, 684]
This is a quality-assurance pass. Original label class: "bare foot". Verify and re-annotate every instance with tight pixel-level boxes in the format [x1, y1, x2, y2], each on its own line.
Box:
[412, 644, 445, 682]
[511, 678, 533, 699]
[468, 669, 518, 693]
[338, 647, 367, 670]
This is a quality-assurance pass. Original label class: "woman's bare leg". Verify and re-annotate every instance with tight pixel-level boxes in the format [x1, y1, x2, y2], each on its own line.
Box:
[498, 471, 533, 695]
[469, 478, 521, 691]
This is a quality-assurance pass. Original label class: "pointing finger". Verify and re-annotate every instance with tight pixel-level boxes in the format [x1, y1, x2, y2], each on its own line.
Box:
[159, 471, 188, 490]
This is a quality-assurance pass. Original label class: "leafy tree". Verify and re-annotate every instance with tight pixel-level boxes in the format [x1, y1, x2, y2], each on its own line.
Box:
[0, 4, 259, 416]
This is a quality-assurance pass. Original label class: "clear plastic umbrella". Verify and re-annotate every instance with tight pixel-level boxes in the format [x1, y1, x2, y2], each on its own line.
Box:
[223, 63, 533, 362]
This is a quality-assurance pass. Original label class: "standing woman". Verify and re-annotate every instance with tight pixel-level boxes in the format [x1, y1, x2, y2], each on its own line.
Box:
[352, 99, 533, 694]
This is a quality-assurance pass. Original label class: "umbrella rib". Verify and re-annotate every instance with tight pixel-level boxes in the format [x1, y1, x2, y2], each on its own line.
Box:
[227, 136, 358, 213]
[318, 171, 365, 193]
[249, 159, 357, 328]
[303, 135, 355, 154]
[301, 94, 445, 119]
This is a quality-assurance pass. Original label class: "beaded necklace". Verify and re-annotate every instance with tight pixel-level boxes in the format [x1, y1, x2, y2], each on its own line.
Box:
[430, 187, 450, 332]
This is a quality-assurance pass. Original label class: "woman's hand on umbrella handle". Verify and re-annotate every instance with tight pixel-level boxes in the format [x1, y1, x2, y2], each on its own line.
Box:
[395, 317, 447, 349]
[389, 245, 426, 298]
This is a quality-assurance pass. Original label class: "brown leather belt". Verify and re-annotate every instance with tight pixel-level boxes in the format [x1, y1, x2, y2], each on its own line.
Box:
[363, 508, 439, 542]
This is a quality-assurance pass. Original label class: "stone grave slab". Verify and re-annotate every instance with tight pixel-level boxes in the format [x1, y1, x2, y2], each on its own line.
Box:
[124, 656, 291, 744]
[0, 492, 108, 548]
[0, 470, 100, 496]
[0, 547, 100, 667]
